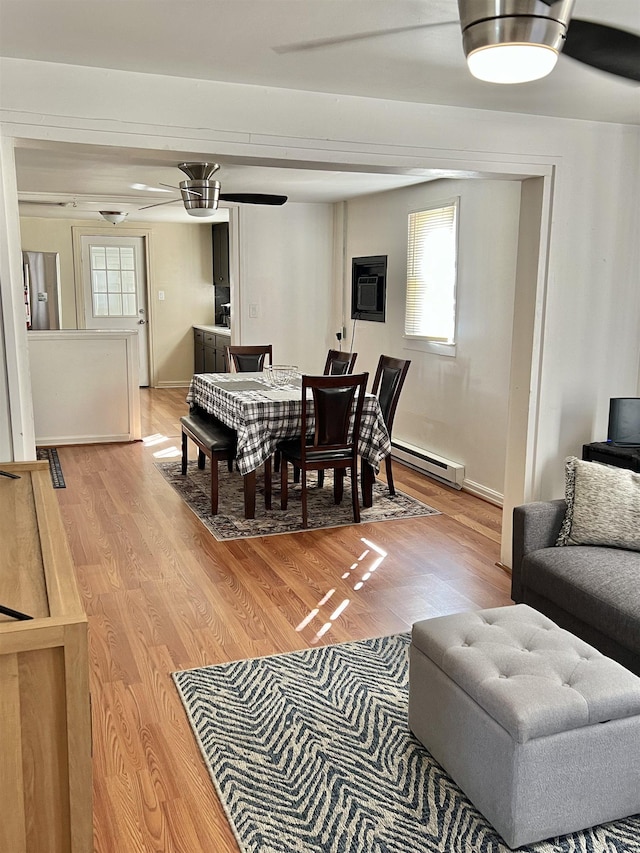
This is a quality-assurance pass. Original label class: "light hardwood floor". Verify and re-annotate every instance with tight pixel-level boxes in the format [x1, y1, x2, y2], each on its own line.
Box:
[53, 388, 512, 853]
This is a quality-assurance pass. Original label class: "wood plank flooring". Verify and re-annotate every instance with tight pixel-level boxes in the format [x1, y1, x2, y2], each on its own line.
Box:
[53, 388, 511, 853]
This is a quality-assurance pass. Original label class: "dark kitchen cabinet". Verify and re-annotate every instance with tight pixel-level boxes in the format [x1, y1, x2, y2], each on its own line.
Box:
[194, 328, 228, 374]
[212, 222, 230, 286]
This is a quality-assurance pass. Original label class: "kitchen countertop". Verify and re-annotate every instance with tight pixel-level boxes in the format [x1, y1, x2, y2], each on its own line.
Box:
[193, 324, 231, 336]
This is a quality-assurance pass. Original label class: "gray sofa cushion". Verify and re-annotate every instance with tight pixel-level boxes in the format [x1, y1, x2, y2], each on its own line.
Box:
[523, 546, 640, 657]
[557, 457, 640, 550]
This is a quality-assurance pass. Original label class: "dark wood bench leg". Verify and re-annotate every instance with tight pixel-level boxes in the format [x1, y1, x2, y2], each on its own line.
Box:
[198, 449, 206, 470]
[211, 457, 219, 515]
[181, 430, 188, 475]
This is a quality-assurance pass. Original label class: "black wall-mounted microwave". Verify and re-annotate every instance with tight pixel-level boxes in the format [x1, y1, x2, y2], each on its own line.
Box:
[351, 255, 387, 323]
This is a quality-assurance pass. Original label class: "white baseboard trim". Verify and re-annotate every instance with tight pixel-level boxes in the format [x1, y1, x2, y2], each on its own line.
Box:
[462, 479, 503, 507]
[154, 381, 191, 389]
[35, 433, 136, 445]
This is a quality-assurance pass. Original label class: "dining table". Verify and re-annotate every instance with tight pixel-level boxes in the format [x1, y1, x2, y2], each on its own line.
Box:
[185, 371, 391, 519]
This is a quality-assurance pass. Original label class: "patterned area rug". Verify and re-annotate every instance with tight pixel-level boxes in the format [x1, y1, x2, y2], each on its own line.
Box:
[36, 447, 66, 488]
[173, 635, 640, 853]
[155, 460, 439, 540]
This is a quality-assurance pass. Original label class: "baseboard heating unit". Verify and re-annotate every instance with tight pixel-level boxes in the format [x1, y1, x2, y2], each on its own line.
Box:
[391, 440, 464, 489]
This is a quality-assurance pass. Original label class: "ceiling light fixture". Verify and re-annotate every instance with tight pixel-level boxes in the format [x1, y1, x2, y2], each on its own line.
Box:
[99, 211, 128, 225]
[459, 0, 575, 84]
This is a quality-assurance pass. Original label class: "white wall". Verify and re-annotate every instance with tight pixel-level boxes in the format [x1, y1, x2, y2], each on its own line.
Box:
[344, 178, 521, 499]
[1, 59, 639, 560]
[236, 202, 335, 374]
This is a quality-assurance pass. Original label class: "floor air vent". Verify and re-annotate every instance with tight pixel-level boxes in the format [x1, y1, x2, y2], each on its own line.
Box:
[391, 440, 464, 489]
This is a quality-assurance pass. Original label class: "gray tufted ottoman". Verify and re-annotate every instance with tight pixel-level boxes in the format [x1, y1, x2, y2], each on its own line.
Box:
[408, 604, 640, 848]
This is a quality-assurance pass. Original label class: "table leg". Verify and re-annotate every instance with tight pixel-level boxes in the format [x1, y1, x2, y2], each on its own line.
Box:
[243, 470, 256, 519]
[361, 460, 375, 508]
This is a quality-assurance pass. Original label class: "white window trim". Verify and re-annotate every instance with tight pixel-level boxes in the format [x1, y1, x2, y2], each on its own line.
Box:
[404, 196, 460, 355]
[403, 337, 457, 358]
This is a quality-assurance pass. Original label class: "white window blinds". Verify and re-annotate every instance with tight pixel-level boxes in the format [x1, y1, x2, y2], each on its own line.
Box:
[405, 202, 458, 343]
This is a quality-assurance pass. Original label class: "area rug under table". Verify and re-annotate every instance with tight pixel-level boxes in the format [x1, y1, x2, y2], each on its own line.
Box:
[155, 460, 439, 540]
[173, 635, 640, 853]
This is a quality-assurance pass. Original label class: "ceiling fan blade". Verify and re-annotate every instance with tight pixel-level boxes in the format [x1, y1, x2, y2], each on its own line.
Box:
[158, 181, 204, 198]
[563, 19, 640, 82]
[272, 20, 457, 54]
[138, 198, 181, 211]
[219, 193, 288, 205]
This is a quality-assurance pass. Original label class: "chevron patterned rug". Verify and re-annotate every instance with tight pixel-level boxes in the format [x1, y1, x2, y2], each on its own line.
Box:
[173, 635, 640, 853]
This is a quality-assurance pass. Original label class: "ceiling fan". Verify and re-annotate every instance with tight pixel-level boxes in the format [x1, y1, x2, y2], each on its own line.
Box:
[274, 0, 640, 84]
[139, 162, 288, 217]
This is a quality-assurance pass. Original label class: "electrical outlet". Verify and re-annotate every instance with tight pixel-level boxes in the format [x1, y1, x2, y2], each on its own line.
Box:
[158, 291, 165, 301]
[249, 303, 258, 318]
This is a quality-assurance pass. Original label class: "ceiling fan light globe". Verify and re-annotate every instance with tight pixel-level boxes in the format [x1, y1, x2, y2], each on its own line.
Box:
[186, 208, 216, 217]
[468, 43, 558, 83]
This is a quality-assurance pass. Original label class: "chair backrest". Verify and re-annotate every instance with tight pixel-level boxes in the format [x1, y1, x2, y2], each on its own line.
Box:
[371, 355, 411, 434]
[323, 349, 358, 376]
[301, 373, 368, 463]
[227, 345, 273, 373]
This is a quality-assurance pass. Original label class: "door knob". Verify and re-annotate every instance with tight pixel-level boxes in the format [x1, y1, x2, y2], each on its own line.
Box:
[137, 319, 147, 325]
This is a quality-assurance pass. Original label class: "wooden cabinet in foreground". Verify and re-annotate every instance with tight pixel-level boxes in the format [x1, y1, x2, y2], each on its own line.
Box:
[0, 460, 92, 853]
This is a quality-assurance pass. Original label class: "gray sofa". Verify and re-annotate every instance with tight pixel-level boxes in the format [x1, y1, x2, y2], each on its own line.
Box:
[512, 500, 640, 676]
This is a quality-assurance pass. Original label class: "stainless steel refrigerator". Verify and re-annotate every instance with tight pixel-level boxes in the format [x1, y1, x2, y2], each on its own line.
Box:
[23, 250, 62, 330]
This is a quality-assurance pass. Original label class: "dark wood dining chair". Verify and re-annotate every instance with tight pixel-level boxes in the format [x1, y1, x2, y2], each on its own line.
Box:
[323, 349, 358, 376]
[180, 405, 237, 515]
[370, 355, 411, 496]
[227, 344, 273, 372]
[277, 372, 368, 528]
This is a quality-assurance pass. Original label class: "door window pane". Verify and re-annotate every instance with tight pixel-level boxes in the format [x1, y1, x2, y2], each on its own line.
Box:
[93, 293, 108, 316]
[89, 244, 138, 317]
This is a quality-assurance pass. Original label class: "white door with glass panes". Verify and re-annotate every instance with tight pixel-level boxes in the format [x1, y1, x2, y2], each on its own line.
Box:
[81, 236, 149, 385]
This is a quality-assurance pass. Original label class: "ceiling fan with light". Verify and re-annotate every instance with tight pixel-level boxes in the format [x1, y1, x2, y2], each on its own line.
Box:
[139, 162, 288, 217]
[274, 0, 640, 85]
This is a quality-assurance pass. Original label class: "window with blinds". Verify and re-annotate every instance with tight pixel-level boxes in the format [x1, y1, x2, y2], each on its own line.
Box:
[405, 201, 458, 344]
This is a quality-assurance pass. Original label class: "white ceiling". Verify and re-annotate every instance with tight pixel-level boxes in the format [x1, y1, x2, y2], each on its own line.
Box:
[3, 0, 639, 223]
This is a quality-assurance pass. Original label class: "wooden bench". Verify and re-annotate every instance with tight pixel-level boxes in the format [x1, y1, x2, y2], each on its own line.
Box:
[180, 411, 236, 514]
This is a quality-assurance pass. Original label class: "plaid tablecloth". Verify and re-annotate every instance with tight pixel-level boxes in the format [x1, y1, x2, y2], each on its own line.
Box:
[186, 372, 391, 476]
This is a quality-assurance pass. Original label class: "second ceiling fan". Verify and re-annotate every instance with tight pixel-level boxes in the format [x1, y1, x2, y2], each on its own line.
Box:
[140, 162, 288, 217]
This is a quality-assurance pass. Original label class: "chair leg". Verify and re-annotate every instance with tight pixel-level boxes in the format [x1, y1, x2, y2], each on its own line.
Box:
[351, 462, 361, 523]
[334, 469, 344, 504]
[211, 457, 219, 515]
[198, 448, 206, 470]
[227, 455, 234, 472]
[317, 470, 325, 488]
[274, 449, 281, 473]
[293, 465, 300, 484]
[385, 455, 395, 496]
[181, 431, 188, 475]
[280, 459, 288, 509]
[264, 456, 272, 510]
[301, 469, 308, 528]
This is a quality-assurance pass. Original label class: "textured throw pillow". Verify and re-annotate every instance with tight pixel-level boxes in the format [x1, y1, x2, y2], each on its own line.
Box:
[556, 456, 640, 550]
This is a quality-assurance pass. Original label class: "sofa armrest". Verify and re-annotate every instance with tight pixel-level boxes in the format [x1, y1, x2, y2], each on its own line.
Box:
[511, 500, 567, 602]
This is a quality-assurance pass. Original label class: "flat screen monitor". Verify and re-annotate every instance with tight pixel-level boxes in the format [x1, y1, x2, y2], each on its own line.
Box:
[607, 397, 640, 446]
